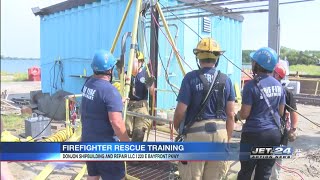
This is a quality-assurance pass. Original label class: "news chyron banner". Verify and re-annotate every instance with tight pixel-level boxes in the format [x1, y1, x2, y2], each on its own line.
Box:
[2, 142, 241, 161]
[0, 142, 293, 161]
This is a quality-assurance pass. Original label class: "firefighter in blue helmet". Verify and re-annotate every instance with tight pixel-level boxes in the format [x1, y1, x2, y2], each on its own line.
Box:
[174, 37, 235, 180]
[236, 47, 286, 180]
[81, 49, 130, 180]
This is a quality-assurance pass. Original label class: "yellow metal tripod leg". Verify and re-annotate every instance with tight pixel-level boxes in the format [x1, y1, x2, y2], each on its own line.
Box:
[110, 0, 133, 53]
[74, 164, 87, 180]
[156, 2, 186, 76]
[34, 164, 57, 180]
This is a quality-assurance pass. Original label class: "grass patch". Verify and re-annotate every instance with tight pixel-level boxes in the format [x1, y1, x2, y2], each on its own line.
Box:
[289, 65, 320, 76]
[1, 72, 28, 81]
[13, 73, 28, 81]
[1, 114, 28, 130]
[0, 71, 9, 76]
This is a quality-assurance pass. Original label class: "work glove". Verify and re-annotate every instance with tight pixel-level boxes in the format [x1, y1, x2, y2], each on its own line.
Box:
[288, 128, 297, 142]
[112, 82, 121, 92]
[145, 76, 155, 88]
[234, 111, 241, 122]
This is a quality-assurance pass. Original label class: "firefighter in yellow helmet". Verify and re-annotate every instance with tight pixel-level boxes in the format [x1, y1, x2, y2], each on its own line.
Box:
[125, 51, 154, 142]
[174, 37, 235, 180]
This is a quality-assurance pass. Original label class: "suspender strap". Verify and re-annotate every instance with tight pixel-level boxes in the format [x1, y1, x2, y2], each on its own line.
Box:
[215, 74, 227, 118]
[197, 69, 210, 103]
[254, 77, 283, 134]
[180, 70, 220, 135]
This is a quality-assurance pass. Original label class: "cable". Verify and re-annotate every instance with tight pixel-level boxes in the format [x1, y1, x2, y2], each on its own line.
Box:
[142, 21, 154, 76]
[27, 94, 79, 142]
[276, 162, 305, 180]
[150, 11, 194, 71]
[150, 7, 179, 97]
[285, 104, 320, 128]
[158, 0, 319, 129]
[221, 54, 320, 128]
[28, 118, 55, 142]
[158, 1, 202, 39]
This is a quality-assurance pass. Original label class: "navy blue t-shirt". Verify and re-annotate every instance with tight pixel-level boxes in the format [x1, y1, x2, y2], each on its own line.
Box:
[81, 77, 123, 142]
[242, 75, 286, 132]
[177, 67, 235, 124]
[129, 68, 148, 101]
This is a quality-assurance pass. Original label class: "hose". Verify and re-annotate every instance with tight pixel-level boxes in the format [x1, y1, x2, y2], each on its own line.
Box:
[41, 126, 73, 142]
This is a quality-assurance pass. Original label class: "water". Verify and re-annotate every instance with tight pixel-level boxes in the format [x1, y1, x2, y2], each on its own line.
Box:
[1, 59, 40, 73]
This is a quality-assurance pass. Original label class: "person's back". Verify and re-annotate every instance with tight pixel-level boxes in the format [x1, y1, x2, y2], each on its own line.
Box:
[81, 77, 122, 142]
[237, 47, 285, 180]
[80, 49, 129, 180]
[179, 67, 234, 123]
[242, 75, 284, 132]
[174, 37, 235, 180]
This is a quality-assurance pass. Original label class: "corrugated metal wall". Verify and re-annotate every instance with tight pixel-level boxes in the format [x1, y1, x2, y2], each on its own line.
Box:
[39, 0, 242, 110]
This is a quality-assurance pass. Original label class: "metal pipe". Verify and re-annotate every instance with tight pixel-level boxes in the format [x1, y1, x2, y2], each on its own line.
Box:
[127, 111, 172, 123]
[123, 0, 143, 124]
[156, 2, 186, 76]
[120, 32, 132, 96]
[65, 97, 70, 136]
[149, 2, 159, 118]
[159, 0, 234, 13]
[153, 0, 248, 14]
[110, 0, 133, 53]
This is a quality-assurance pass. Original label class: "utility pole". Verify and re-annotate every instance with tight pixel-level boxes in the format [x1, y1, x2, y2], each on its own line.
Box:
[149, 1, 159, 116]
[268, 0, 280, 55]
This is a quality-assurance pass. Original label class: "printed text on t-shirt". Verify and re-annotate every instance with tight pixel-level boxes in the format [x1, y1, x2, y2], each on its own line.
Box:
[82, 86, 96, 100]
[260, 86, 282, 99]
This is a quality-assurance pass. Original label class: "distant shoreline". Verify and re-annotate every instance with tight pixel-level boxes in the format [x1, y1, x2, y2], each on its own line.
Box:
[1, 58, 40, 60]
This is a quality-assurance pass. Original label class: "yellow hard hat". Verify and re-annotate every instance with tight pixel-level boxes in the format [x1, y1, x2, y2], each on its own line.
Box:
[193, 37, 224, 60]
[136, 51, 144, 61]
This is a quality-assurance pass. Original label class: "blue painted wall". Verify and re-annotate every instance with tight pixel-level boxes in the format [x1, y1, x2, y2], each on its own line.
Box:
[39, 0, 242, 110]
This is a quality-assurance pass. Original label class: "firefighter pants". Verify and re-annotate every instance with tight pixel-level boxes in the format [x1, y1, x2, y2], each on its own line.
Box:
[126, 100, 151, 142]
[178, 119, 230, 180]
[237, 129, 281, 180]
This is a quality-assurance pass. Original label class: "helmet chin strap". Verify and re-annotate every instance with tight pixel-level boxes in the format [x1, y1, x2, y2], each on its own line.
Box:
[215, 58, 220, 67]
[105, 66, 115, 83]
[252, 63, 258, 76]
[196, 58, 201, 69]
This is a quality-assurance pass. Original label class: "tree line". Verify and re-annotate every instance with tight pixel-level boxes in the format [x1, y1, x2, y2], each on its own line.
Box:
[242, 47, 320, 65]
[1, 55, 39, 60]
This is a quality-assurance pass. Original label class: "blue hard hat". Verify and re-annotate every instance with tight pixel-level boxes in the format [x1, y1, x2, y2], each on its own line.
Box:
[91, 49, 117, 73]
[250, 47, 279, 71]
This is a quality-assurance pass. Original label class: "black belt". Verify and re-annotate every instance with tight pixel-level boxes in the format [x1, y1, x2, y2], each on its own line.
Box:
[188, 121, 225, 133]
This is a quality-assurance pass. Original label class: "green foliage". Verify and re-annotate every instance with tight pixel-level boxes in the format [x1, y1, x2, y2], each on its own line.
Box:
[1, 72, 29, 81]
[1, 71, 9, 76]
[289, 65, 320, 76]
[13, 73, 28, 81]
[242, 50, 253, 63]
[1, 114, 28, 130]
[243, 47, 320, 65]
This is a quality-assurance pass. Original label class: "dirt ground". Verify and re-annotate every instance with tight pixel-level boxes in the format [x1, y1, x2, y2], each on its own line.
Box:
[1, 81, 320, 180]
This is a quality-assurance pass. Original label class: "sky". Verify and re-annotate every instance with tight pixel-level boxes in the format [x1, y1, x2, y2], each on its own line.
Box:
[1, 0, 320, 58]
